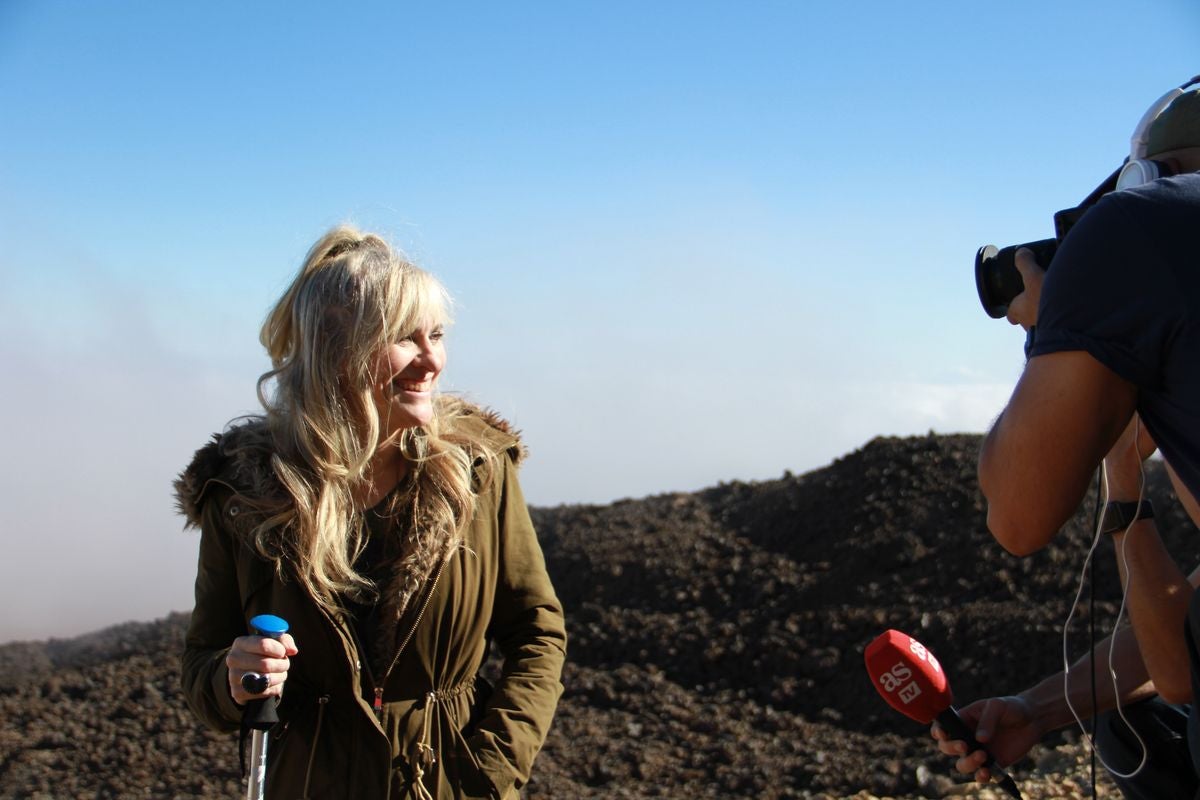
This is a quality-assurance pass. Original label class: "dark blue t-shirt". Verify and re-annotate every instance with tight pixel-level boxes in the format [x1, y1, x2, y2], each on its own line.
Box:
[1030, 173, 1200, 500]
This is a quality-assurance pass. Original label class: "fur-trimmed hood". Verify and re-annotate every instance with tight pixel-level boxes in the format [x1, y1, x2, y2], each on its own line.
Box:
[174, 420, 279, 529]
[173, 398, 525, 530]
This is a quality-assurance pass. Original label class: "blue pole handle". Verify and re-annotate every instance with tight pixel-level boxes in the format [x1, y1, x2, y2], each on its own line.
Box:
[249, 614, 289, 639]
[242, 614, 290, 733]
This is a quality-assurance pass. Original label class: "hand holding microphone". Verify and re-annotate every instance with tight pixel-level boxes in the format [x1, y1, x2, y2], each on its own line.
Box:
[865, 629, 1024, 799]
[933, 695, 1045, 787]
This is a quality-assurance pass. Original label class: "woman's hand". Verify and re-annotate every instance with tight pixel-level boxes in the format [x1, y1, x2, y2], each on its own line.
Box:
[931, 695, 1042, 784]
[225, 633, 299, 706]
[1005, 249, 1046, 331]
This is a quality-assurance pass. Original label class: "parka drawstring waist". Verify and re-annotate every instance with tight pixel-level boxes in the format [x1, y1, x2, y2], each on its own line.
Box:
[412, 691, 437, 800]
[411, 678, 476, 799]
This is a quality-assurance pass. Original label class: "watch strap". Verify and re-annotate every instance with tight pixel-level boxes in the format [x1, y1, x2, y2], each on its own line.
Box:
[1101, 499, 1155, 535]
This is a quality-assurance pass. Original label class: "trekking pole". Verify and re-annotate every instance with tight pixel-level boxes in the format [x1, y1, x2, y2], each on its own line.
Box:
[243, 614, 289, 800]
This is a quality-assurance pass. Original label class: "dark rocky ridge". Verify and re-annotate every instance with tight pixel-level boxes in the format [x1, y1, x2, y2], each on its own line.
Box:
[1, 433, 1194, 798]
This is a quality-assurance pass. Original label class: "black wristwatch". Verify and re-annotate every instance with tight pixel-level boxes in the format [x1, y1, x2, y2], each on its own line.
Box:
[1101, 500, 1155, 535]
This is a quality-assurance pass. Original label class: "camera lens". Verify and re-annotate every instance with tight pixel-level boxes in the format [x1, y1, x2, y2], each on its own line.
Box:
[975, 238, 1057, 319]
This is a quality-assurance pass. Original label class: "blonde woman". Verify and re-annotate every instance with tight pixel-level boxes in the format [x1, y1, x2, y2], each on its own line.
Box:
[176, 226, 566, 799]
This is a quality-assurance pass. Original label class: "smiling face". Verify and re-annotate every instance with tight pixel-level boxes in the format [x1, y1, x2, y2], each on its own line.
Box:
[371, 324, 447, 440]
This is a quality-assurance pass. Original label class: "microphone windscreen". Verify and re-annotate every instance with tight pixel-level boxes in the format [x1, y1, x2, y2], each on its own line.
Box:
[864, 629, 953, 724]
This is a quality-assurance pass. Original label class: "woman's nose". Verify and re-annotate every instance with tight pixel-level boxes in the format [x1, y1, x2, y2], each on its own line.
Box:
[414, 338, 443, 369]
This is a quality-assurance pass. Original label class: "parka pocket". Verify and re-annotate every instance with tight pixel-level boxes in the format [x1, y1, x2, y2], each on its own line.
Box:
[463, 675, 494, 736]
[444, 677, 508, 798]
[446, 730, 499, 799]
[266, 693, 338, 799]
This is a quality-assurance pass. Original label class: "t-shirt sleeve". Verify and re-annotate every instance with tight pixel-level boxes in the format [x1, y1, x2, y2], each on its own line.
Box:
[1029, 191, 1177, 390]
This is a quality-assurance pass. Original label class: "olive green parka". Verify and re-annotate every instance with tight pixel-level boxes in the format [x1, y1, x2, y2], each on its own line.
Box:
[176, 406, 566, 799]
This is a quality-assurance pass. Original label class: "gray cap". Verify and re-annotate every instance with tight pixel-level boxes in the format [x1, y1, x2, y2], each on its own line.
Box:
[1147, 87, 1200, 155]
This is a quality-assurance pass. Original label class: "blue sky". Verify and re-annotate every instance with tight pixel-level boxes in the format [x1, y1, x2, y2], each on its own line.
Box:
[1, 1, 1197, 641]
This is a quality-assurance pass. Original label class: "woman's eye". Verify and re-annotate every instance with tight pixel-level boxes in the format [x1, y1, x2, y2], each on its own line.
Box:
[396, 327, 443, 345]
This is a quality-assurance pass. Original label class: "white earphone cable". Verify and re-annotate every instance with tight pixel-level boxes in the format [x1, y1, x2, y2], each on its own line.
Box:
[1060, 423, 1148, 780]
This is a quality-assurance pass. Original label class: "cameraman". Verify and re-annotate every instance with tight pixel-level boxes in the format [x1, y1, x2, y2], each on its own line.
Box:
[932, 82, 1200, 798]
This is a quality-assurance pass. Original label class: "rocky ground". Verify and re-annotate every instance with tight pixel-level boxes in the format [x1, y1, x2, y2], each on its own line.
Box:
[2, 433, 1195, 798]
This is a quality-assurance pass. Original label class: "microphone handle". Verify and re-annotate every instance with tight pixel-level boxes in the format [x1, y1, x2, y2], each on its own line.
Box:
[934, 707, 990, 762]
[935, 707, 1024, 800]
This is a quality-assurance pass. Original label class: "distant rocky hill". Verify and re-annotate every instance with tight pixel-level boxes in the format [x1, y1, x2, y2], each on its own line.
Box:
[2, 434, 1194, 798]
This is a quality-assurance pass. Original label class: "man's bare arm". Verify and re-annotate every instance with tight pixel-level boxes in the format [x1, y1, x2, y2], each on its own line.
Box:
[1106, 452, 1200, 702]
[979, 350, 1137, 555]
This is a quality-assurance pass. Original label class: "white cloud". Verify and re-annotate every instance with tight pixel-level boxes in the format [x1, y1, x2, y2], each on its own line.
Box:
[0, 277, 260, 642]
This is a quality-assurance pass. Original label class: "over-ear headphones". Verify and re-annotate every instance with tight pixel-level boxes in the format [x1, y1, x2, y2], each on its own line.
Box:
[1116, 75, 1200, 191]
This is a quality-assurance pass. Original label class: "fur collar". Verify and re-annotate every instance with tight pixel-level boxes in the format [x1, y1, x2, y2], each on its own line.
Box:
[174, 420, 279, 529]
[173, 398, 525, 529]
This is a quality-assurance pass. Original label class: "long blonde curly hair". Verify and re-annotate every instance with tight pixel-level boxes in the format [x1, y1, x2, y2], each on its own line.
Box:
[249, 225, 494, 625]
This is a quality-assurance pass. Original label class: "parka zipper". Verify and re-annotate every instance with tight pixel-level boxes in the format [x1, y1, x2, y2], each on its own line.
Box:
[373, 554, 451, 720]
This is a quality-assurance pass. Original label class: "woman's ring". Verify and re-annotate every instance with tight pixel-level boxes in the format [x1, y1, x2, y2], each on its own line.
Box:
[241, 672, 270, 694]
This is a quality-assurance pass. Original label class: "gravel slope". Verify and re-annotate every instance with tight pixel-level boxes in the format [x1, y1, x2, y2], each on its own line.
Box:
[2, 433, 1193, 798]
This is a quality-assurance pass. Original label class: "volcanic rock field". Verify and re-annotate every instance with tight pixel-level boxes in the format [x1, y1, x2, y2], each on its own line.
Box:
[3, 433, 1194, 798]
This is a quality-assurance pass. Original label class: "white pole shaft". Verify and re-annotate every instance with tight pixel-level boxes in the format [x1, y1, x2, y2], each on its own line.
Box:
[245, 730, 270, 800]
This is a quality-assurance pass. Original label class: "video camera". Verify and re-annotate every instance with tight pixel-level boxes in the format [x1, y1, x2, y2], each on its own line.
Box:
[973, 169, 1117, 319]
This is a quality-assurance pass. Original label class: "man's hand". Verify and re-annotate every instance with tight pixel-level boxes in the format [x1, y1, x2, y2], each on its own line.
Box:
[1005, 249, 1046, 331]
[931, 695, 1044, 784]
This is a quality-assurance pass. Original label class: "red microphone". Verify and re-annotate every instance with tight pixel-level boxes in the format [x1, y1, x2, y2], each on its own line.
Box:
[865, 629, 1022, 799]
